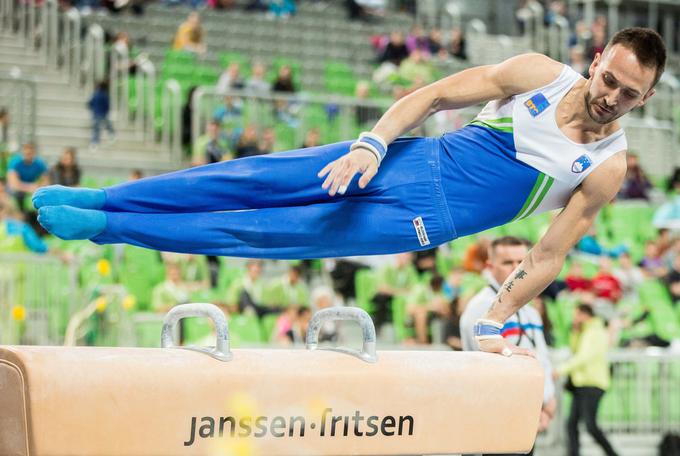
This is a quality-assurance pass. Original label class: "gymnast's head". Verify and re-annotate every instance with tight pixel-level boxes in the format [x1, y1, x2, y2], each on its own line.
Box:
[586, 27, 666, 124]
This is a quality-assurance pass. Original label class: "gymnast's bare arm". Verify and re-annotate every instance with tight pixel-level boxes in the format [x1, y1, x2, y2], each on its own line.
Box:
[478, 151, 627, 356]
[319, 53, 564, 196]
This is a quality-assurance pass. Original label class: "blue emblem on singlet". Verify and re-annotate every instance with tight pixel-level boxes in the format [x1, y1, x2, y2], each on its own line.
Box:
[524, 93, 550, 117]
[572, 154, 592, 173]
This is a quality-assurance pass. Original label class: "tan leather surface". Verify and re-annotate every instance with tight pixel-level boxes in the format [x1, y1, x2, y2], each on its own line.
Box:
[0, 359, 29, 456]
[0, 346, 543, 456]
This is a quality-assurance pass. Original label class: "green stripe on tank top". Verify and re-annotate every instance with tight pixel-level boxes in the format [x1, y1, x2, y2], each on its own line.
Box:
[521, 175, 554, 220]
[481, 117, 513, 124]
[468, 119, 513, 133]
[510, 173, 545, 222]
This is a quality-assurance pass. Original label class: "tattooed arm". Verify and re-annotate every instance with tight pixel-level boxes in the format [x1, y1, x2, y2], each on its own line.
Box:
[478, 152, 626, 356]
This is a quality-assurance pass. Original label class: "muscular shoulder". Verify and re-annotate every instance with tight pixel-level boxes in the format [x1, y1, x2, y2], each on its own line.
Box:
[490, 53, 565, 98]
[580, 151, 627, 206]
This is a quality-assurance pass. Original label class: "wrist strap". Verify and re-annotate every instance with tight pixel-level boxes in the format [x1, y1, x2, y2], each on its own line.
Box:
[351, 131, 388, 165]
[474, 318, 504, 341]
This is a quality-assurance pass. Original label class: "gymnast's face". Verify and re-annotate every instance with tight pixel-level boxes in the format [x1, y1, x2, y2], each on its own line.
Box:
[586, 44, 657, 124]
[487, 244, 527, 286]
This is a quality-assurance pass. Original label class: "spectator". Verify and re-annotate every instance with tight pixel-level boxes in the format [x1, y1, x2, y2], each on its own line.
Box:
[653, 178, 680, 230]
[192, 120, 231, 166]
[212, 96, 243, 128]
[266, 264, 310, 308]
[49, 147, 81, 187]
[129, 169, 144, 181]
[586, 22, 606, 61]
[459, 236, 557, 451]
[172, 12, 206, 55]
[613, 252, 644, 300]
[272, 65, 296, 93]
[462, 238, 490, 273]
[446, 28, 467, 60]
[182, 86, 199, 153]
[354, 81, 382, 126]
[406, 274, 449, 344]
[442, 296, 464, 350]
[6, 143, 47, 212]
[245, 62, 271, 95]
[268, 0, 296, 19]
[0, 199, 48, 254]
[372, 252, 419, 331]
[663, 254, 680, 302]
[346, 0, 386, 21]
[426, 28, 443, 55]
[207, 0, 235, 9]
[0, 107, 8, 148]
[258, 127, 276, 154]
[569, 45, 589, 77]
[591, 256, 622, 320]
[577, 225, 627, 258]
[234, 124, 261, 158]
[216, 62, 245, 93]
[310, 285, 339, 341]
[245, 0, 268, 12]
[379, 31, 409, 66]
[228, 259, 280, 318]
[565, 261, 592, 293]
[405, 25, 429, 55]
[88, 81, 115, 147]
[398, 48, 434, 85]
[639, 240, 666, 278]
[301, 128, 321, 148]
[555, 304, 619, 456]
[151, 262, 190, 313]
[618, 153, 652, 200]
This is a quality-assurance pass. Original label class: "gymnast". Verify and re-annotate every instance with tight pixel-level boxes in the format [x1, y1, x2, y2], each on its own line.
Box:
[33, 28, 666, 357]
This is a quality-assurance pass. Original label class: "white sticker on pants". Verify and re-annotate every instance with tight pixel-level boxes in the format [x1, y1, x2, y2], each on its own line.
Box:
[412, 216, 430, 247]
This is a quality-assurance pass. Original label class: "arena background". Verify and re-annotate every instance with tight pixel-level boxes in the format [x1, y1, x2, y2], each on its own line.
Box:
[1, 0, 680, 454]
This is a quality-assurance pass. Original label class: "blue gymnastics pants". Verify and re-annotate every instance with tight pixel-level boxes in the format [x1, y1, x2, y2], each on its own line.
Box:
[92, 137, 456, 259]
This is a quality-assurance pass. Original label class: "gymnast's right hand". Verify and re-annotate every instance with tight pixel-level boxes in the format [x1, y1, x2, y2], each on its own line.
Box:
[318, 146, 379, 196]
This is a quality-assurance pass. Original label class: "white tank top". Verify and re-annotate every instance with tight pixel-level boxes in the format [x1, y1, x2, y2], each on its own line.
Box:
[472, 64, 627, 218]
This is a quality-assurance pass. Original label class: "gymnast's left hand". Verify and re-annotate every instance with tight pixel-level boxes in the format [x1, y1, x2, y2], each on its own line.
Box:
[477, 337, 536, 358]
[318, 147, 378, 196]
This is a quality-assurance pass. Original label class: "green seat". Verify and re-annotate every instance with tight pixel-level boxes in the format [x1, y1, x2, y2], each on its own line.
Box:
[218, 52, 250, 76]
[165, 49, 196, 65]
[229, 313, 262, 346]
[354, 269, 378, 314]
[260, 313, 279, 343]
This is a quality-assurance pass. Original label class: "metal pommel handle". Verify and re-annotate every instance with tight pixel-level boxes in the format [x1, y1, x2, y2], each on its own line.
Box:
[161, 303, 232, 362]
[306, 307, 377, 363]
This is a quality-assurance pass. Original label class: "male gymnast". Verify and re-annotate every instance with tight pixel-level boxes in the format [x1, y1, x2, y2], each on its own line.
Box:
[33, 27, 666, 356]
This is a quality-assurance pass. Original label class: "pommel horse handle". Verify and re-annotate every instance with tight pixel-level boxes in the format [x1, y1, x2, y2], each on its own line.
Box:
[161, 303, 232, 362]
[306, 307, 378, 364]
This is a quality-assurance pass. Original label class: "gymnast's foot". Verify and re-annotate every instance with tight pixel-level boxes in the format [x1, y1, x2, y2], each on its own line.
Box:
[38, 206, 107, 240]
[32, 185, 106, 210]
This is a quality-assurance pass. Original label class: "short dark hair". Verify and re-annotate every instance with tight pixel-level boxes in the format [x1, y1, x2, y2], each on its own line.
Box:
[490, 236, 532, 251]
[606, 27, 666, 87]
[577, 304, 594, 317]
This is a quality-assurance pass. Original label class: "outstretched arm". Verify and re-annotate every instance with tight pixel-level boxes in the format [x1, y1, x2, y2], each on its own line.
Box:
[319, 53, 564, 196]
[477, 152, 627, 356]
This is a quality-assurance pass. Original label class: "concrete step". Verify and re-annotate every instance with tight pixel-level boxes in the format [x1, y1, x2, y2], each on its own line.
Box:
[36, 124, 146, 141]
[37, 135, 168, 155]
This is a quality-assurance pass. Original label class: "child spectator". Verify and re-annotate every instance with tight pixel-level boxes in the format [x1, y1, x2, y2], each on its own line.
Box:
[49, 147, 81, 187]
[88, 81, 115, 147]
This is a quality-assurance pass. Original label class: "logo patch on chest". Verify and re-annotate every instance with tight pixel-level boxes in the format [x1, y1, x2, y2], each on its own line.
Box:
[571, 154, 593, 173]
[524, 93, 550, 117]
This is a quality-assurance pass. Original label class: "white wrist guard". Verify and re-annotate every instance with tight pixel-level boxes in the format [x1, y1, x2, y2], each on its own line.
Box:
[350, 131, 388, 166]
[474, 318, 504, 341]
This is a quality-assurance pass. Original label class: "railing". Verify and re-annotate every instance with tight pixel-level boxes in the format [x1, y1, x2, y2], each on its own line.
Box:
[0, 253, 82, 345]
[191, 87, 394, 151]
[0, 0, 181, 161]
[0, 73, 37, 146]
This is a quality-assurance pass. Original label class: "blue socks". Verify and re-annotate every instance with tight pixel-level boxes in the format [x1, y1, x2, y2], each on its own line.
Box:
[38, 206, 107, 240]
[32, 185, 106, 210]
